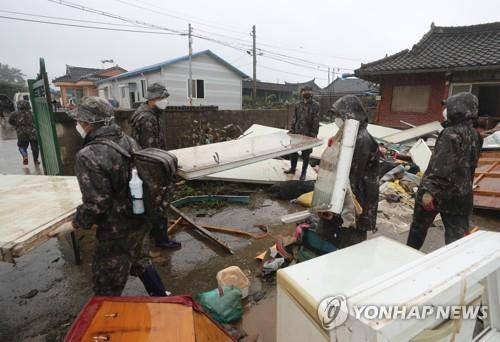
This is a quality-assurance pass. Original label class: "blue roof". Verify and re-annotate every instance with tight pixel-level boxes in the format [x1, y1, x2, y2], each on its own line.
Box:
[96, 50, 248, 84]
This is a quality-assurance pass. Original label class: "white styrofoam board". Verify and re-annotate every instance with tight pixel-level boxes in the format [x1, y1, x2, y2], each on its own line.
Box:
[239, 123, 288, 139]
[201, 158, 316, 184]
[410, 138, 432, 172]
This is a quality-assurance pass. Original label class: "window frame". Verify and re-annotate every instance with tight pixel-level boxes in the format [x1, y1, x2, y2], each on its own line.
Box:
[391, 84, 432, 113]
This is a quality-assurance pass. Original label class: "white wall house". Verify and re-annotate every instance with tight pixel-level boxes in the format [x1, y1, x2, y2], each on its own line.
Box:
[96, 50, 248, 110]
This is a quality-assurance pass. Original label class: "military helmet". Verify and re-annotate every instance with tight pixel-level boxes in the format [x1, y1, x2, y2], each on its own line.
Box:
[68, 96, 114, 123]
[146, 83, 170, 100]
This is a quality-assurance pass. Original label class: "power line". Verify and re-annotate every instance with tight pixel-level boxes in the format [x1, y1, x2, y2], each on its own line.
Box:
[258, 64, 328, 82]
[47, 0, 186, 35]
[112, 0, 249, 37]
[0, 15, 180, 35]
[109, 0, 364, 64]
[0, 9, 149, 28]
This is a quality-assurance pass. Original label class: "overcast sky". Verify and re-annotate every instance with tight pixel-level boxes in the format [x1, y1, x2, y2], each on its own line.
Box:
[1, 0, 499, 87]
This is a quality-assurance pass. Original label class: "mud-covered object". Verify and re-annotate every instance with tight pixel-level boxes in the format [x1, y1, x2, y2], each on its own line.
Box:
[290, 97, 320, 137]
[68, 96, 114, 123]
[8, 108, 37, 141]
[145, 82, 169, 100]
[129, 103, 167, 149]
[331, 95, 380, 231]
[267, 180, 315, 200]
[418, 92, 481, 214]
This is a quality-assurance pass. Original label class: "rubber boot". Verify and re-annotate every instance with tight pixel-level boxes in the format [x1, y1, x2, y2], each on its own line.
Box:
[299, 161, 309, 181]
[155, 229, 181, 249]
[139, 265, 170, 296]
[284, 153, 298, 174]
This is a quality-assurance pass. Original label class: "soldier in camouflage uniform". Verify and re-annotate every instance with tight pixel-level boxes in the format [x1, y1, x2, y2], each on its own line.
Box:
[319, 95, 380, 248]
[285, 85, 320, 180]
[129, 83, 181, 249]
[51, 96, 169, 296]
[8, 100, 40, 165]
[407, 92, 481, 249]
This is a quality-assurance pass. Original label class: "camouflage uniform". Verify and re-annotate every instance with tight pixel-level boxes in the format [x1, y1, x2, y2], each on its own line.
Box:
[407, 92, 481, 249]
[70, 97, 162, 296]
[129, 103, 167, 149]
[287, 87, 321, 178]
[129, 83, 169, 150]
[321, 95, 380, 248]
[8, 100, 39, 163]
[129, 83, 179, 249]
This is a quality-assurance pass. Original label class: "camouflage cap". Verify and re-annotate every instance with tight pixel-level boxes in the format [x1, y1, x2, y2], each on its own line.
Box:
[68, 96, 114, 123]
[17, 100, 31, 110]
[146, 83, 170, 100]
[301, 85, 313, 92]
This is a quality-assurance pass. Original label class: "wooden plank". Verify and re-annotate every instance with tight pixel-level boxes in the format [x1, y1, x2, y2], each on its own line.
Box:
[169, 204, 235, 254]
[0, 175, 81, 262]
[474, 152, 500, 210]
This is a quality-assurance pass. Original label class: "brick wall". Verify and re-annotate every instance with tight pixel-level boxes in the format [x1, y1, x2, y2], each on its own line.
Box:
[376, 73, 447, 127]
[54, 106, 292, 175]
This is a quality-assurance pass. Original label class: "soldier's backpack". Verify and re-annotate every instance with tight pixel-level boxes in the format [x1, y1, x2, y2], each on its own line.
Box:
[89, 137, 178, 218]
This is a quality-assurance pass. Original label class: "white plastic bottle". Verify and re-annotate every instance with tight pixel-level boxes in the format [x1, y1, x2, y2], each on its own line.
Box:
[129, 168, 145, 215]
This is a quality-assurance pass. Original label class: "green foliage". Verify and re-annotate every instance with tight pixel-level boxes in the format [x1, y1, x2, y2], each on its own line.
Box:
[243, 94, 291, 109]
[0, 63, 26, 85]
[0, 81, 27, 100]
[0, 63, 27, 100]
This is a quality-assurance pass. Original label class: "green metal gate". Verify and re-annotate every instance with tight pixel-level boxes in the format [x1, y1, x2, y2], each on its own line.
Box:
[28, 58, 63, 176]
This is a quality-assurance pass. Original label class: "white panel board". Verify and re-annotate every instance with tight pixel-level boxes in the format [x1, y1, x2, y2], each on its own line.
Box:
[240, 124, 288, 139]
[311, 123, 402, 160]
[382, 121, 443, 144]
[171, 131, 322, 179]
[201, 159, 316, 184]
[0, 175, 81, 262]
[410, 138, 432, 172]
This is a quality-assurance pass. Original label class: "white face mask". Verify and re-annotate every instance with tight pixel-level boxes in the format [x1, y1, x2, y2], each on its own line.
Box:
[442, 108, 447, 121]
[76, 122, 87, 138]
[334, 117, 344, 129]
[155, 98, 169, 110]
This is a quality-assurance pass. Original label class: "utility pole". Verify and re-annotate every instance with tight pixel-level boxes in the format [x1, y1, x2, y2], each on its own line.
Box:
[328, 67, 331, 85]
[188, 23, 193, 106]
[252, 25, 257, 100]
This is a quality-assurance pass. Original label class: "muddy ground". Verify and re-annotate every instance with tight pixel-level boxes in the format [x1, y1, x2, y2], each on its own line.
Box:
[1, 122, 499, 341]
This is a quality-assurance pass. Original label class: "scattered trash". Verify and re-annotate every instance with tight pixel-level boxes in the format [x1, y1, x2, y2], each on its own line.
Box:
[196, 286, 243, 324]
[385, 194, 401, 203]
[252, 290, 266, 303]
[222, 324, 248, 341]
[267, 180, 315, 200]
[217, 266, 250, 299]
[262, 258, 285, 276]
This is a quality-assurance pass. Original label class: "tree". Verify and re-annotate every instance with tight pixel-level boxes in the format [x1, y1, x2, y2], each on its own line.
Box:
[0, 63, 26, 85]
[0, 63, 27, 104]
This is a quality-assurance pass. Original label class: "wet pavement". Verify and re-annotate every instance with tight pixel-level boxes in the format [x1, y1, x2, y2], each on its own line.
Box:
[1, 119, 499, 341]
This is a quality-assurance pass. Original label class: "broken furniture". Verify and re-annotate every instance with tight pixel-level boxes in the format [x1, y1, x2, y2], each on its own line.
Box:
[277, 231, 500, 341]
[64, 296, 235, 341]
[0, 175, 81, 263]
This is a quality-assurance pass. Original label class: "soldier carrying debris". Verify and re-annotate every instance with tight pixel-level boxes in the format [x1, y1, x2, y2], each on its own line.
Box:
[8, 100, 40, 166]
[407, 92, 481, 249]
[49, 96, 169, 296]
[129, 83, 181, 249]
[319, 95, 380, 248]
[285, 85, 320, 181]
